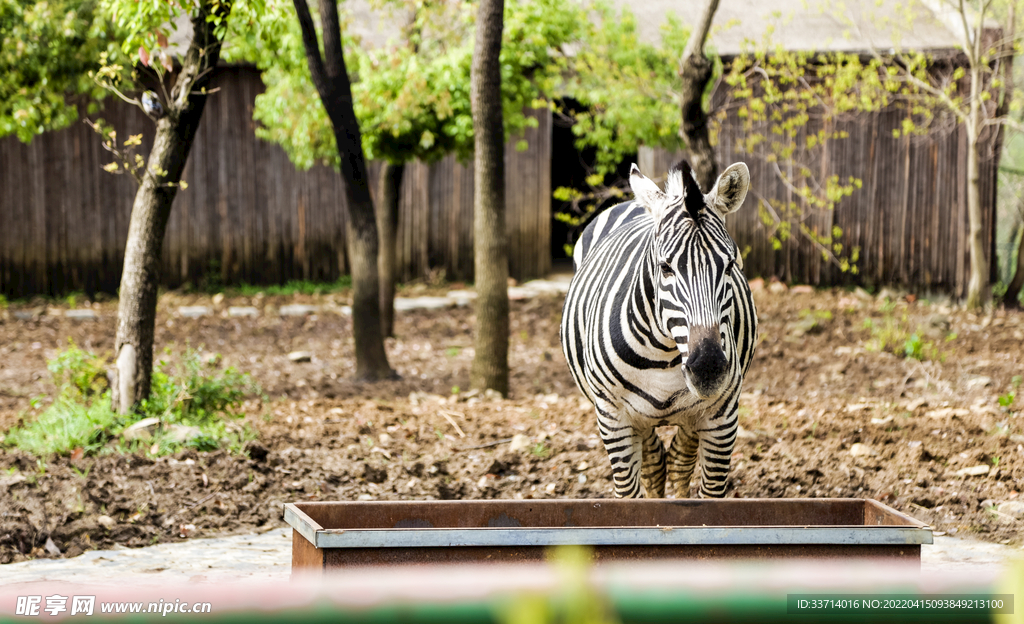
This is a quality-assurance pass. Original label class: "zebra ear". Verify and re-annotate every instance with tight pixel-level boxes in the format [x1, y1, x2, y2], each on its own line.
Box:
[629, 163, 668, 219]
[706, 162, 750, 216]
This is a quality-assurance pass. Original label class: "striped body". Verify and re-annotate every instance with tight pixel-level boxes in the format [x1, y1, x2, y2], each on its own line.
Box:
[560, 162, 757, 498]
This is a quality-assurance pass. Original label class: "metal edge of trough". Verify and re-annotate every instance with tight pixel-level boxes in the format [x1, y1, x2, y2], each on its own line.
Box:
[283, 504, 322, 547]
[305, 526, 933, 549]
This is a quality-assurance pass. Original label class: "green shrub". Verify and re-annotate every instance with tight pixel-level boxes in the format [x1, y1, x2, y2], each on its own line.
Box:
[5, 346, 261, 458]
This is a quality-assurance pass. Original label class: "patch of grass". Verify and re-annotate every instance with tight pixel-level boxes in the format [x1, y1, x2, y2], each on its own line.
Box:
[862, 313, 951, 361]
[4, 343, 261, 458]
[230, 276, 352, 297]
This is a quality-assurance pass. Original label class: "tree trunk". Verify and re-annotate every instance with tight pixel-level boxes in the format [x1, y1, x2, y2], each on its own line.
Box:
[293, 0, 392, 380]
[377, 162, 404, 337]
[679, 0, 720, 192]
[1004, 222, 1024, 308]
[964, 62, 990, 309]
[111, 9, 227, 413]
[469, 0, 509, 396]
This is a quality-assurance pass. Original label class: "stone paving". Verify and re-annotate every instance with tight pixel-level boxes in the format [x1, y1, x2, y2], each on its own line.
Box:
[1, 525, 1019, 587]
[1, 276, 575, 324]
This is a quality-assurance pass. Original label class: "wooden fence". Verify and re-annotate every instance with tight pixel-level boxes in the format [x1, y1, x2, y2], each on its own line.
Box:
[0, 67, 551, 298]
[640, 107, 999, 297]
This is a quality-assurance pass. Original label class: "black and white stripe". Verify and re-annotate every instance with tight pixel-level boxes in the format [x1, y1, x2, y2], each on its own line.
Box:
[560, 161, 758, 498]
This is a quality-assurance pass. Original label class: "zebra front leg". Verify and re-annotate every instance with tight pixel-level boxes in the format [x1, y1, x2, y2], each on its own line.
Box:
[640, 427, 667, 498]
[598, 415, 644, 498]
[696, 411, 739, 498]
[666, 429, 699, 498]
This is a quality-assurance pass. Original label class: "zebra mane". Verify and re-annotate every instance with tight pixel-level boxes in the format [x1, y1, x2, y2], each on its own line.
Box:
[667, 160, 705, 222]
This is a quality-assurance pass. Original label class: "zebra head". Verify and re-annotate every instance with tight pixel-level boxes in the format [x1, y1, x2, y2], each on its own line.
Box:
[629, 160, 750, 399]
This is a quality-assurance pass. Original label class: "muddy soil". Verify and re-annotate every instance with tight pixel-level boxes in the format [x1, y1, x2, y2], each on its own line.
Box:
[1, 283, 1022, 564]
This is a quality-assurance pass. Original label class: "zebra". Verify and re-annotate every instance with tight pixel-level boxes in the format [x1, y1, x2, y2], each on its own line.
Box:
[560, 160, 757, 498]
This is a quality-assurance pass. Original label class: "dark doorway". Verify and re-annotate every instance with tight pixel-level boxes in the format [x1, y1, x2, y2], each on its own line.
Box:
[549, 98, 637, 266]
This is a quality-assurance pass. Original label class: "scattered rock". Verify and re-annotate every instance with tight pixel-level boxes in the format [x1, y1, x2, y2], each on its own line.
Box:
[179, 523, 196, 538]
[508, 287, 541, 300]
[483, 389, 503, 401]
[926, 408, 970, 419]
[877, 287, 901, 301]
[65, 309, 98, 321]
[849, 443, 877, 457]
[853, 287, 873, 300]
[166, 424, 202, 444]
[394, 297, 452, 311]
[279, 304, 319, 317]
[906, 398, 927, 412]
[378, 433, 393, 447]
[447, 291, 478, 307]
[211, 293, 225, 306]
[737, 426, 758, 440]
[13, 309, 43, 321]
[288, 351, 313, 363]
[787, 317, 821, 338]
[122, 417, 161, 441]
[996, 501, 1024, 519]
[965, 376, 992, 390]
[178, 306, 211, 318]
[509, 434, 532, 453]
[870, 416, 893, 425]
[576, 461, 589, 471]
[955, 465, 990, 477]
[97, 515, 115, 530]
[44, 537, 61, 556]
[228, 306, 259, 318]
[791, 285, 814, 294]
[768, 280, 788, 294]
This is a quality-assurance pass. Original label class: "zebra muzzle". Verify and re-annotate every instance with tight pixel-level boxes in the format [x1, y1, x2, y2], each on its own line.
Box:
[683, 325, 728, 399]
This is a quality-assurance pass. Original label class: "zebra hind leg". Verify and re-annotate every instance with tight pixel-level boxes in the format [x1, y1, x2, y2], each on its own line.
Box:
[639, 427, 667, 498]
[599, 415, 644, 498]
[666, 429, 699, 498]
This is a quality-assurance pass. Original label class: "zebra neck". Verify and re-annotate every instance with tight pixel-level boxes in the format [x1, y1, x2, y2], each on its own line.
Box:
[637, 236, 678, 352]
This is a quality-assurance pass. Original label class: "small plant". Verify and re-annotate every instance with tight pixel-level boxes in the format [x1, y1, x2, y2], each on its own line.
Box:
[532, 442, 550, 458]
[5, 346, 260, 458]
[863, 313, 946, 361]
[998, 392, 1015, 408]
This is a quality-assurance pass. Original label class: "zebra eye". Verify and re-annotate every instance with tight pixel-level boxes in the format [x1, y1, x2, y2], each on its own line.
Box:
[659, 262, 673, 277]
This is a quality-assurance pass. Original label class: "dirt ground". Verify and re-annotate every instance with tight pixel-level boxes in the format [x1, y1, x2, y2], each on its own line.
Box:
[1, 281, 1022, 564]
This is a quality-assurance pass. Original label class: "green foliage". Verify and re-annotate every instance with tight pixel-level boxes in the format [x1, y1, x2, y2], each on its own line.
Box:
[48, 339, 109, 398]
[5, 346, 261, 457]
[0, 0, 125, 141]
[721, 45, 906, 273]
[564, 4, 688, 179]
[998, 391, 1015, 408]
[241, 0, 585, 171]
[551, 4, 689, 231]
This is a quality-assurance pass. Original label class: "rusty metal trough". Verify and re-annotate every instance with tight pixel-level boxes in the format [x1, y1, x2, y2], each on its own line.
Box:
[285, 498, 932, 573]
